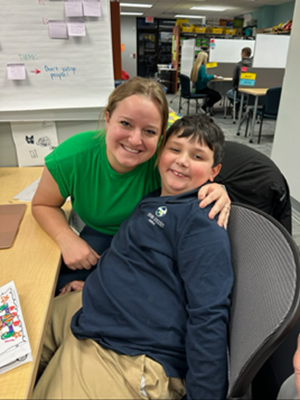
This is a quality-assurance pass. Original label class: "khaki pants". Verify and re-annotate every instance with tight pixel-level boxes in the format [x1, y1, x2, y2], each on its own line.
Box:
[33, 291, 186, 399]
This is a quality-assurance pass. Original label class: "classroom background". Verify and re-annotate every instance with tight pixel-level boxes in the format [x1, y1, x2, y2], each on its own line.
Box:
[1, 1, 300, 399]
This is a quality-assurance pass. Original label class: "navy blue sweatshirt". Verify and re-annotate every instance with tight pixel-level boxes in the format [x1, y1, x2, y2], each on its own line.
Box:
[71, 186, 233, 399]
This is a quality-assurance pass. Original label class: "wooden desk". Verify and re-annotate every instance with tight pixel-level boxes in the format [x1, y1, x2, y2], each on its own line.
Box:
[0, 167, 71, 399]
[209, 77, 233, 117]
[237, 88, 268, 143]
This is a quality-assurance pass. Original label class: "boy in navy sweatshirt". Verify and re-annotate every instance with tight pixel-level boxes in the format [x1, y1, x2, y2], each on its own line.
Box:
[33, 114, 233, 400]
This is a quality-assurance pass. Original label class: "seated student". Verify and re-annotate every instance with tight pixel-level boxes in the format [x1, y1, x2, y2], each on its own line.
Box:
[190, 52, 221, 116]
[226, 47, 253, 110]
[32, 114, 234, 400]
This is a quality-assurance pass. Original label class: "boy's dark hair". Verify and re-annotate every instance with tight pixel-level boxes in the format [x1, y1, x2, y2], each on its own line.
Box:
[242, 47, 252, 57]
[160, 114, 225, 167]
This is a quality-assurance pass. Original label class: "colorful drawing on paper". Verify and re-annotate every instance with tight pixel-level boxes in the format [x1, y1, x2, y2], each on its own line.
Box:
[0, 281, 32, 375]
[0, 288, 25, 346]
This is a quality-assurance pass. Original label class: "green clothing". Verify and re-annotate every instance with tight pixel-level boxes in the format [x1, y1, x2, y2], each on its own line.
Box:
[195, 65, 214, 92]
[45, 130, 161, 236]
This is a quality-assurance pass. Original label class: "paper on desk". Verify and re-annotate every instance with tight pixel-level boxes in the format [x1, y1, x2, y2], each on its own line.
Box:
[11, 121, 58, 167]
[13, 178, 41, 202]
[13, 178, 71, 203]
[0, 281, 32, 375]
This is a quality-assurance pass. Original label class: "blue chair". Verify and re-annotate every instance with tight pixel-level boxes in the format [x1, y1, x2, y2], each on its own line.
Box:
[178, 74, 207, 115]
[246, 87, 282, 144]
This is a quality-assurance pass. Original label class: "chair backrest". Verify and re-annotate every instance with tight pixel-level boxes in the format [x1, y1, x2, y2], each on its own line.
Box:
[215, 141, 292, 234]
[179, 74, 191, 96]
[264, 87, 282, 116]
[227, 203, 300, 399]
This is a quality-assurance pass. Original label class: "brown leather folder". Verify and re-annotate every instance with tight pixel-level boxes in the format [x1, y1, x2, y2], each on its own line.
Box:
[0, 204, 27, 249]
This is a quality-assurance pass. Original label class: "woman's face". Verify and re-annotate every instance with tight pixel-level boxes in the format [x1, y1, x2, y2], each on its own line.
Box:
[105, 94, 163, 174]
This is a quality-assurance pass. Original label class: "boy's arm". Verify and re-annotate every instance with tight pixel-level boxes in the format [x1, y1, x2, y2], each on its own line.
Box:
[177, 209, 234, 400]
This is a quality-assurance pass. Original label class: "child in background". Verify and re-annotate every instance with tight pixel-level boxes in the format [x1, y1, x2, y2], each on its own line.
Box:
[190, 52, 221, 116]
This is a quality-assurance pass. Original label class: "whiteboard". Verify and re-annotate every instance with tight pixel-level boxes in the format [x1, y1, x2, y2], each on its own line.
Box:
[181, 39, 195, 77]
[252, 34, 290, 68]
[209, 39, 256, 63]
[0, 0, 114, 113]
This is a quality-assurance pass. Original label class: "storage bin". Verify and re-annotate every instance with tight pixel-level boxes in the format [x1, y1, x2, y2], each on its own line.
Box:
[194, 26, 206, 33]
[181, 25, 194, 32]
[176, 19, 189, 26]
[224, 28, 237, 34]
[209, 27, 224, 34]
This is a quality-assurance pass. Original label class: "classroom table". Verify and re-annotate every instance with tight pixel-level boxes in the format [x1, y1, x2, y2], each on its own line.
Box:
[0, 167, 71, 399]
[236, 88, 268, 143]
[209, 77, 233, 117]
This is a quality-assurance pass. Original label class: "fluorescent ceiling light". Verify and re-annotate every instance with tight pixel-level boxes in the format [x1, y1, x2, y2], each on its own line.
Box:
[120, 3, 153, 7]
[190, 6, 228, 11]
[175, 14, 206, 19]
[121, 12, 144, 15]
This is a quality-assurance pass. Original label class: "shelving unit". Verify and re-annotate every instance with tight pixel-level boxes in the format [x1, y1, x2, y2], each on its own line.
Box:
[138, 32, 157, 78]
[137, 18, 176, 79]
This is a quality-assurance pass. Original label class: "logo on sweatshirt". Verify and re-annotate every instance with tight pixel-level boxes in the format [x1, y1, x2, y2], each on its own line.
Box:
[155, 206, 167, 217]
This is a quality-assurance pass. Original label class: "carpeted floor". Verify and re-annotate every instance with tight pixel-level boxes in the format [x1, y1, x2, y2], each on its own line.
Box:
[166, 93, 300, 251]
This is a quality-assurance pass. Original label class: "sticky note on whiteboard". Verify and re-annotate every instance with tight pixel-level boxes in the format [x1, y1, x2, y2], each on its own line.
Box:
[7, 64, 26, 80]
[48, 20, 68, 39]
[65, 0, 83, 17]
[83, 0, 101, 17]
[67, 20, 86, 36]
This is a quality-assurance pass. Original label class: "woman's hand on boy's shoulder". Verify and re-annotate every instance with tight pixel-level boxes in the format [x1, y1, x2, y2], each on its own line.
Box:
[198, 183, 231, 229]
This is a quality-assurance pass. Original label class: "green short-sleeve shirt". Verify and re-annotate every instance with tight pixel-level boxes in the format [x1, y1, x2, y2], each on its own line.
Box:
[45, 130, 161, 236]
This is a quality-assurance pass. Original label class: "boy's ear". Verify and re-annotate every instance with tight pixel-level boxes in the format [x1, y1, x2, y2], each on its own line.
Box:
[209, 164, 222, 182]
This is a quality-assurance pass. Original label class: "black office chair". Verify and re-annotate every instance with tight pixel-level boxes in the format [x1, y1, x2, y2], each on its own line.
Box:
[215, 141, 292, 234]
[178, 74, 207, 115]
[227, 203, 300, 399]
[245, 87, 282, 144]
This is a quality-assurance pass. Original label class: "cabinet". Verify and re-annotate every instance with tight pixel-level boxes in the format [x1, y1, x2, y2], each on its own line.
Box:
[137, 18, 176, 78]
[138, 32, 158, 78]
[158, 31, 172, 65]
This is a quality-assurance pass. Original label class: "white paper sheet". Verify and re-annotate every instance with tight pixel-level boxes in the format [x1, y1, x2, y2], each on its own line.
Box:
[65, 1, 83, 17]
[67, 20, 86, 36]
[7, 64, 26, 80]
[13, 178, 71, 203]
[48, 20, 68, 39]
[11, 121, 58, 167]
[13, 178, 41, 202]
[83, 0, 101, 17]
[0, 281, 32, 375]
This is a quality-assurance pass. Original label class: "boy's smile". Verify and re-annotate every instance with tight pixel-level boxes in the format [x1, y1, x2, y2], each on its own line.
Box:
[158, 134, 221, 197]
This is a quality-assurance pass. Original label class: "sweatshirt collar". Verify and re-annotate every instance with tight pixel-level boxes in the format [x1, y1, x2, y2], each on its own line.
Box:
[140, 181, 211, 205]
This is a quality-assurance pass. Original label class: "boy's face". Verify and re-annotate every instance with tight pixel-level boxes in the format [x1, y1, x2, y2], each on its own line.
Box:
[158, 133, 221, 197]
